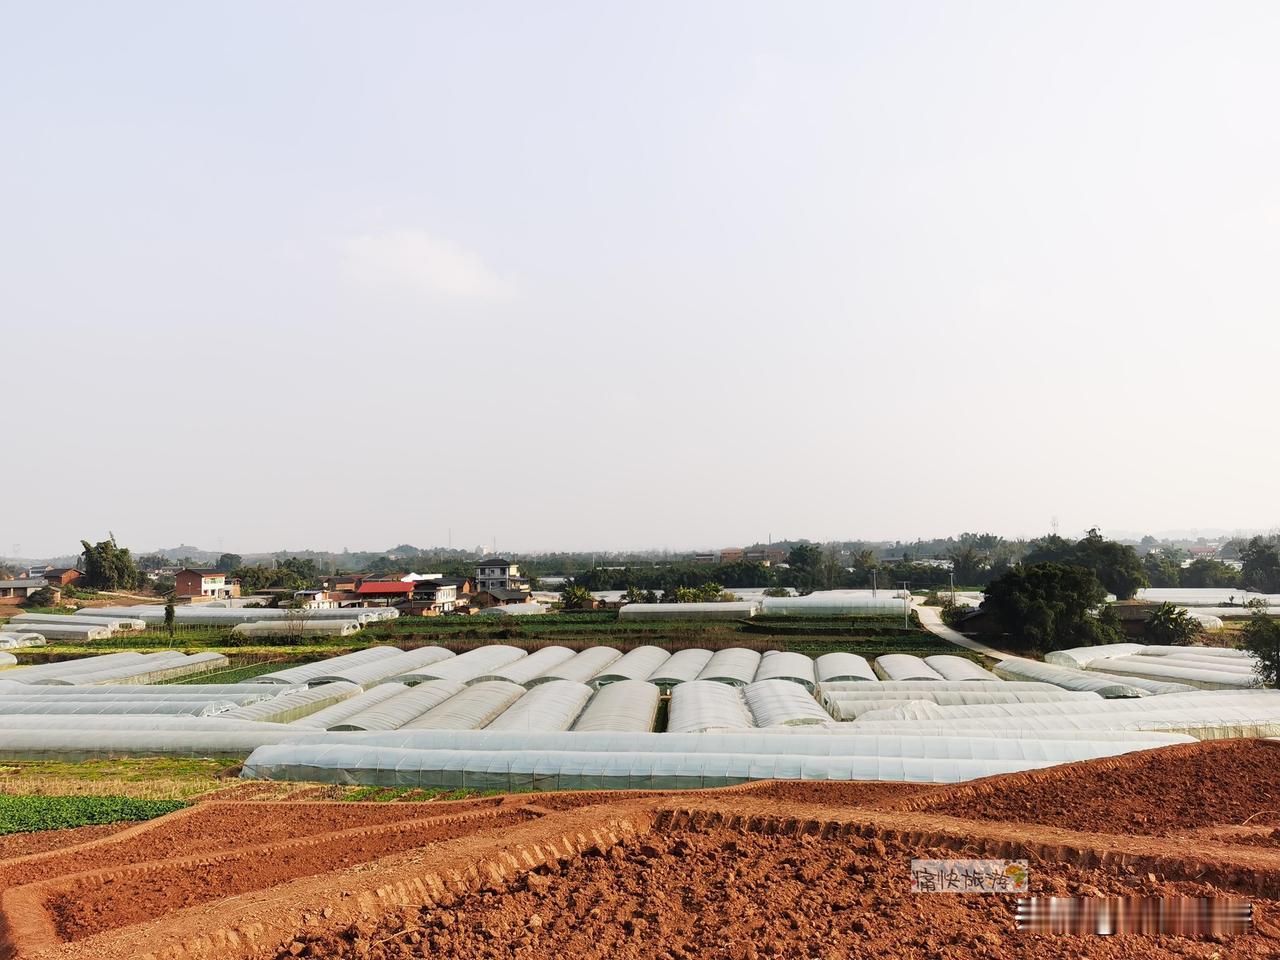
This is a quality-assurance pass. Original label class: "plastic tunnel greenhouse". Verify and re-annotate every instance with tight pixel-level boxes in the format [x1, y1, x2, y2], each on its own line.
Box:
[647, 649, 714, 690]
[752, 652, 817, 690]
[744, 679, 832, 727]
[695, 648, 762, 687]
[288, 683, 412, 729]
[923, 655, 999, 681]
[571, 681, 661, 732]
[529, 647, 622, 686]
[486, 680, 593, 731]
[329, 680, 466, 731]
[473, 646, 575, 686]
[399, 680, 525, 730]
[252, 648, 405, 686]
[590, 646, 671, 686]
[395, 646, 527, 686]
[310, 647, 454, 687]
[813, 653, 877, 683]
[668, 680, 755, 733]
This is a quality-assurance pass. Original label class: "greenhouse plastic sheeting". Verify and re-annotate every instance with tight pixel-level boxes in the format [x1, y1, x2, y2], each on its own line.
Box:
[818, 680, 1061, 693]
[0, 729, 310, 761]
[486, 680, 593, 731]
[923, 655, 998, 681]
[231, 620, 363, 638]
[218, 682, 361, 723]
[1045, 644, 1145, 669]
[1087, 656, 1261, 690]
[9, 613, 146, 631]
[0, 633, 45, 649]
[813, 653, 876, 683]
[744, 679, 831, 727]
[47, 653, 229, 686]
[591, 646, 671, 686]
[0, 653, 14, 667]
[572, 681, 661, 732]
[1140, 645, 1255, 659]
[0, 716, 296, 732]
[619, 602, 759, 621]
[90, 605, 398, 625]
[851, 709, 1280, 741]
[647, 649, 714, 689]
[752, 652, 817, 690]
[695, 648, 763, 687]
[479, 603, 549, 616]
[400, 681, 525, 730]
[853, 691, 1280, 723]
[0, 654, 152, 684]
[0, 700, 237, 716]
[330, 680, 466, 731]
[474, 646, 575, 686]
[252, 647, 405, 686]
[5, 622, 112, 641]
[1141, 653, 1259, 674]
[311, 647, 454, 687]
[396, 646, 526, 686]
[530, 647, 622, 686]
[1135, 589, 1276, 607]
[240, 737, 1176, 789]
[668, 680, 755, 734]
[993, 658, 1159, 697]
[873, 655, 943, 681]
[758, 595, 910, 618]
[0, 683, 299, 699]
[289, 683, 411, 729]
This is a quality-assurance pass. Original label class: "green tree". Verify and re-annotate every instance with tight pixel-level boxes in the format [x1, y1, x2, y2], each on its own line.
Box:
[22, 586, 57, 608]
[947, 545, 986, 586]
[559, 584, 594, 610]
[164, 596, 176, 639]
[787, 544, 823, 592]
[1240, 613, 1280, 687]
[981, 562, 1120, 654]
[1241, 537, 1280, 594]
[1181, 558, 1241, 589]
[763, 586, 790, 597]
[1143, 603, 1201, 646]
[79, 535, 141, 591]
[215, 553, 243, 573]
[1025, 529, 1147, 600]
[1142, 553, 1182, 588]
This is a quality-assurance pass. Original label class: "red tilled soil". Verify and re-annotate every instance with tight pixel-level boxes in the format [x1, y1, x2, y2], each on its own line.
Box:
[737, 779, 939, 809]
[918, 740, 1280, 835]
[275, 826, 1279, 960]
[0, 801, 495, 889]
[0, 822, 130, 860]
[48, 808, 540, 941]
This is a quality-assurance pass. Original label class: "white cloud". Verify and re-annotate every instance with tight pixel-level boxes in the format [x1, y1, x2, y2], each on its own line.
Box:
[341, 229, 511, 302]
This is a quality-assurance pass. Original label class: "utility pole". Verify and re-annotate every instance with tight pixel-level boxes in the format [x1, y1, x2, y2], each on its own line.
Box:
[871, 568, 877, 597]
[950, 571, 956, 606]
[900, 581, 910, 629]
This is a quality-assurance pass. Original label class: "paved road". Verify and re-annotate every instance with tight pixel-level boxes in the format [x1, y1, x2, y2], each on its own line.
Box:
[913, 603, 1014, 660]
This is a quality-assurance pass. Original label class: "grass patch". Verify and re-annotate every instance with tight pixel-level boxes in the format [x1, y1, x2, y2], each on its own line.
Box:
[0, 795, 186, 834]
[0, 758, 240, 800]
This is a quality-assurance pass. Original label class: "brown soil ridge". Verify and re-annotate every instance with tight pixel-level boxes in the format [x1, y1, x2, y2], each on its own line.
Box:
[910, 739, 1280, 834]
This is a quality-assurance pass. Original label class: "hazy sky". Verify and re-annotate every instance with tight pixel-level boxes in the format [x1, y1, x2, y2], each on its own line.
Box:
[3, 2, 1278, 558]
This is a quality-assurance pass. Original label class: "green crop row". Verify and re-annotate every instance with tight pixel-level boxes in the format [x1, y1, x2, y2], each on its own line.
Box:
[0, 795, 187, 834]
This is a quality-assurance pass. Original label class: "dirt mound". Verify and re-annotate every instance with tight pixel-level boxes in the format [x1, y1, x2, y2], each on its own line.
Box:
[0, 822, 130, 860]
[917, 740, 1280, 835]
[737, 779, 939, 809]
[47, 808, 540, 941]
[274, 826, 1277, 960]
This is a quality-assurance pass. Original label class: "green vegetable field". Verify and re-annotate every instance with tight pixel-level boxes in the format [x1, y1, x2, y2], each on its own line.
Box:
[0, 795, 186, 834]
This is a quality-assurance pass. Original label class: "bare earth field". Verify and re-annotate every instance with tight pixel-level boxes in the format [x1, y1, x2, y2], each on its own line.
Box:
[1, 740, 1279, 959]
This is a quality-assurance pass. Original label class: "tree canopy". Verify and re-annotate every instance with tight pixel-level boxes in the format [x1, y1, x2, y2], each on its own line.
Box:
[1240, 612, 1280, 687]
[980, 562, 1120, 654]
[79, 536, 141, 591]
[1241, 537, 1280, 594]
[1143, 603, 1202, 646]
[1024, 529, 1146, 600]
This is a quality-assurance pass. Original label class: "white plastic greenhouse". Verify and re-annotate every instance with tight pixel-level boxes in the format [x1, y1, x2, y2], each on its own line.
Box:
[923, 655, 998, 681]
[217, 682, 361, 723]
[1045, 643, 1145, 669]
[9, 612, 146, 632]
[310, 646, 454, 687]
[813, 653, 877, 683]
[239, 732, 1185, 789]
[231, 619, 363, 638]
[329, 680, 467, 731]
[744, 679, 831, 727]
[752, 651, 817, 690]
[647, 649, 714, 690]
[473, 646, 575, 686]
[0, 653, 15, 667]
[874, 655, 943, 681]
[992, 658, 1173, 697]
[668, 680, 755, 734]
[530, 647, 622, 686]
[758, 595, 910, 618]
[400, 680, 525, 730]
[251, 647, 406, 686]
[486, 680, 593, 731]
[590, 646, 671, 686]
[695, 648, 763, 687]
[619, 602, 759, 621]
[1086, 656, 1261, 690]
[288, 683, 412, 729]
[395, 646, 527, 686]
[0, 632, 45, 649]
[572, 681, 661, 732]
[5, 622, 112, 641]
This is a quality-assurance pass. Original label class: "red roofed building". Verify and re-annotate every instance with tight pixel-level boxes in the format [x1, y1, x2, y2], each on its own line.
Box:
[355, 580, 414, 607]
